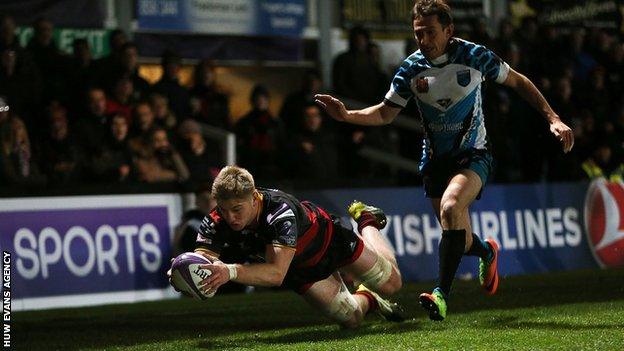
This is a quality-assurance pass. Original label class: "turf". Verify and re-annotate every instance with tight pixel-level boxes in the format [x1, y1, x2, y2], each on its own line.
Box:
[14, 268, 624, 351]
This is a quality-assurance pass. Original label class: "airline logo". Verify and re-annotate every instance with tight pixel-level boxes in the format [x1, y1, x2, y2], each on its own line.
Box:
[584, 179, 624, 268]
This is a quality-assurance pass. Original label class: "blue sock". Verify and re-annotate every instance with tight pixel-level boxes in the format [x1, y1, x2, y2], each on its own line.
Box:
[465, 233, 492, 261]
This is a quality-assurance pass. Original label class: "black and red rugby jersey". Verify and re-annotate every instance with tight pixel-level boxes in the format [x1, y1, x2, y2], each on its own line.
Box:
[195, 188, 335, 268]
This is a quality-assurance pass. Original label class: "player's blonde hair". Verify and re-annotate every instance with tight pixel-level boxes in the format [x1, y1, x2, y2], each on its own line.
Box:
[212, 165, 256, 201]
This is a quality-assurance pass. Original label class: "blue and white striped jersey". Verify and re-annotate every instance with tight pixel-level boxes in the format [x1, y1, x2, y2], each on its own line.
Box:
[384, 38, 510, 170]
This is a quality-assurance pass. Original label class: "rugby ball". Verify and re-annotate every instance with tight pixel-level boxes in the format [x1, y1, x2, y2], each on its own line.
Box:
[170, 252, 215, 300]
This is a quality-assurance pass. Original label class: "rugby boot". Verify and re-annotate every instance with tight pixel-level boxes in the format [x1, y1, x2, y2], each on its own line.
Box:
[348, 200, 387, 230]
[479, 238, 499, 296]
[356, 284, 406, 322]
[419, 287, 447, 321]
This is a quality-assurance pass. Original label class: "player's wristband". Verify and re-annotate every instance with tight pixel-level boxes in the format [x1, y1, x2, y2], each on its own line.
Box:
[225, 264, 238, 280]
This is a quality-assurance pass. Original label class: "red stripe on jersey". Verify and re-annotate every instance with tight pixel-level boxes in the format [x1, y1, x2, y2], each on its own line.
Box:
[297, 206, 334, 268]
[209, 210, 222, 223]
[295, 207, 319, 254]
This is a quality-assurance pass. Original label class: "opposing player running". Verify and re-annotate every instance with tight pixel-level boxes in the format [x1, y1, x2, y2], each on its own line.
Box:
[315, 0, 574, 321]
[168, 165, 405, 328]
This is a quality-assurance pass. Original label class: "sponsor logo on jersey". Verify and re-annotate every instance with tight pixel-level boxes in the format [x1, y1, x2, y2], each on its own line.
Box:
[429, 122, 463, 132]
[584, 179, 624, 268]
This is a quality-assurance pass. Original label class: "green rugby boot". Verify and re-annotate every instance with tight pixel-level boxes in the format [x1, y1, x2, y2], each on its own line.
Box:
[419, 287, 447, 321]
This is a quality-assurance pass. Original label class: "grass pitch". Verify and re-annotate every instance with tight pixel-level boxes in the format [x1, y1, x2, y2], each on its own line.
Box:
[14, 268, 624, 351]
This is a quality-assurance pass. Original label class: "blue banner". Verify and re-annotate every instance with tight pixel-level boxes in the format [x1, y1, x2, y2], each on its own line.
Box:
[3, 181, 623, 311]
[136, 0, 307, 37]
[0, 0, 105, 28]
[299, 180, 624, 282]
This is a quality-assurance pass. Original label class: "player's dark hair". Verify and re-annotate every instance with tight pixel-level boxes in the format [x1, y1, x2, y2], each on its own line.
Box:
[412, 0, 453, 27]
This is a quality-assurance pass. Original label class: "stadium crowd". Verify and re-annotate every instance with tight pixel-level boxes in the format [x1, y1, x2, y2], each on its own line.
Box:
[0, 15, 623, 195]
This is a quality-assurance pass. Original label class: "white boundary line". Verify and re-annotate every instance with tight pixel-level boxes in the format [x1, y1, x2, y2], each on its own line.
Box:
[13, 287, 179, 311]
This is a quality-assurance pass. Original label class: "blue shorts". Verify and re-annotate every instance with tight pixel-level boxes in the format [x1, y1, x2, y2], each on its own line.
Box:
[421, 148, 493, 199]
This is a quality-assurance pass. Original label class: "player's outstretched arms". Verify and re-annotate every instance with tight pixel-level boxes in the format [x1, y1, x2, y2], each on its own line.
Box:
[197, 260, 235, 296]
[314, 94, 348, 121]
[199, 244, 295, 295]
[548, 120, 574, 153]
[503, 68, 574, 153]
[315, 94, 402, 126]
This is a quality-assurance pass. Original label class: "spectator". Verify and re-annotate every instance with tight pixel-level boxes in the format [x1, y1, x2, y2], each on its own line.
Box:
[588, 29, 613, 67]
[74, 87, 109, 154]
[153, 50, 191, 119]
[134, 127, 190, 183]
[94, 29, 127, 85]
[67, 39, 97, 109]
[534, 25, 564, 78]
[331, 26, 387, 180]
[128, 101, 157, 157]
[492, 19, 516, 55]
[177, 119, 222, 186]
[40, 102, 84, 184]
[564, 28, 597, 83]
[470, 18, 492, 48]
[149, 93, 177, 131]
[105, 74, 135, 122]
[332, 26, 382, 104]
[572, 110, 599, 161]
[368, 42, 390, 99]
[0, 15, 19, 52]
[190, 59, 230, 129]
[111, 42, 150, 99]
[235, 84, 284, 180]
[91, 113, 133, 182]
[0, 48, 42, 131]
[0, 116, 46, 187]
[279, 69, 324, 134]
[579, 67, 611, 122]
[516, 17, 539, 77]
[286, 103, 338, 184]
[26, 17, 68, 103]
[549, 76, 577, 124]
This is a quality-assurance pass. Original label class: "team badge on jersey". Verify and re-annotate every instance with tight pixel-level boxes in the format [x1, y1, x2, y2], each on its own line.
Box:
[456, 69, 471, 87]
[416, 77, 429, 93]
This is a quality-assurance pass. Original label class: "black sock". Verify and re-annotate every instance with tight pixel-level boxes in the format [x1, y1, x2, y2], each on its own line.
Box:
[464, 233, 492, 260]
[438, 229, 466, 297]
